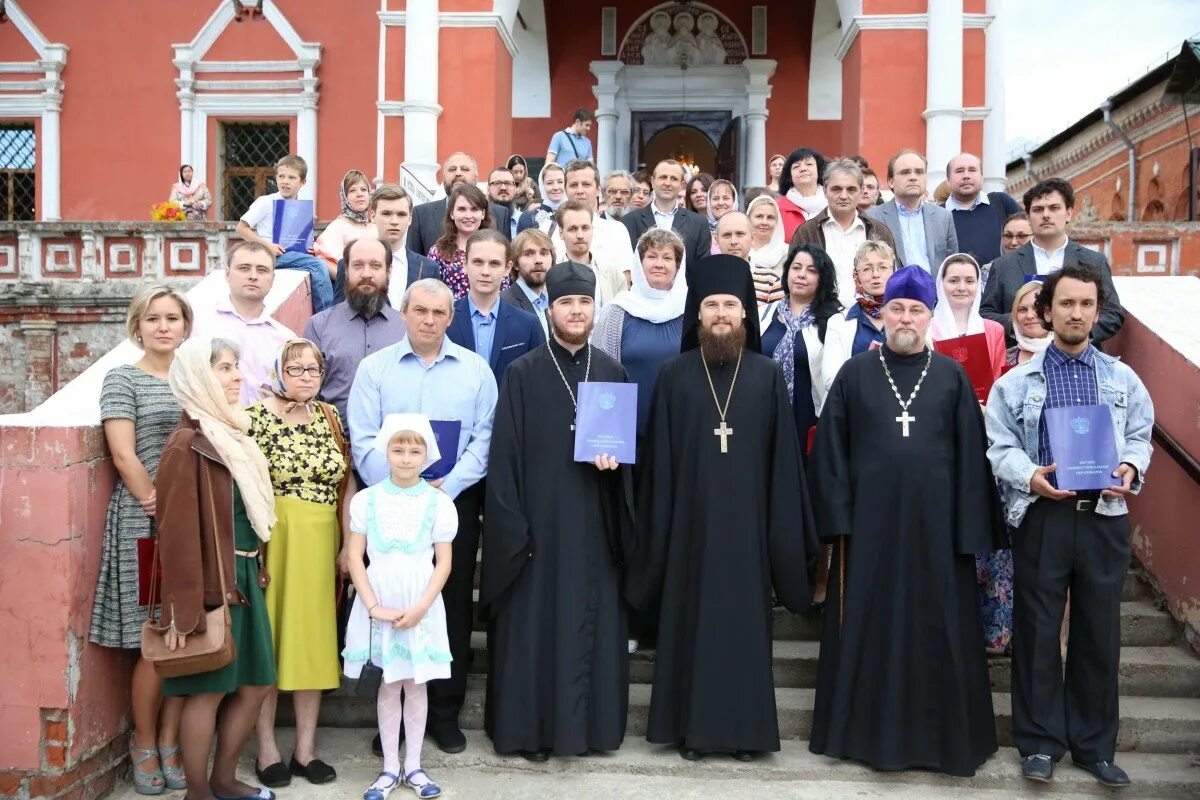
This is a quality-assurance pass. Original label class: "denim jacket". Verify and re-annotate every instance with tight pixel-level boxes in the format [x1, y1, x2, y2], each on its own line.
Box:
[984, 346, 1154, 528]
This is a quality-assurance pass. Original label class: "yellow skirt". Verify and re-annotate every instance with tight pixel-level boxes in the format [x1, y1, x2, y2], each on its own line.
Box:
[264, 495, 341, 691]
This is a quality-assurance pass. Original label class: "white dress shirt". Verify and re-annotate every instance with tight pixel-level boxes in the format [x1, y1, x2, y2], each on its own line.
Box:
[821, 214, 867, 308]
[652, 204, 677, 232]
[1033, 238, 1069, 275]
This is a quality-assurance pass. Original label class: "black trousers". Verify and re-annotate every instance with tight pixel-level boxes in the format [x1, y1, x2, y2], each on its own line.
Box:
[426, 481, 484, 732]
[1011, 497, 1129, 763]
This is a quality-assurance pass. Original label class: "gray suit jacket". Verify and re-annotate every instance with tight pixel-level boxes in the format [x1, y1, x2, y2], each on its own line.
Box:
[406, 197, 513, 258]
[980, 241, 1125, 343]
[866, 199, 959, 270]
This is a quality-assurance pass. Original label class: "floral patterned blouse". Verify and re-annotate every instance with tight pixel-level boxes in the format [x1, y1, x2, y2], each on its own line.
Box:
[247, 402, 347, 506]
[428, 244, 513, 300]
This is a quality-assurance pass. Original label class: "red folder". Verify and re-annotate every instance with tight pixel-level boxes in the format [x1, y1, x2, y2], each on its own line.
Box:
[806, 425, 817, 454]
[137, 536, 161, 606]
[934, 333, 995, 403]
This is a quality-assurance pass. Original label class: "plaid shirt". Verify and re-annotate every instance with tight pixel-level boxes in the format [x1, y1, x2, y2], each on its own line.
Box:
[1039, 342, 1100, 487]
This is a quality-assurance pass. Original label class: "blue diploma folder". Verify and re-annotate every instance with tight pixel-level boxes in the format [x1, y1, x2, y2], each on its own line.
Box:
[272, 199, 315, 253]
[573, 382, 637, 464]
[421, 420, 461, 480]
[1044, 405, 1120, 491]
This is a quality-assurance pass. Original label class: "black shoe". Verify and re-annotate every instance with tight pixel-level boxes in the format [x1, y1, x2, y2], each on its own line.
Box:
[679, 747, 704, 761]
[1072, 759, 1130, 788]
[1021, 754, 1055, 782]
[518, 749, 550, 762]
[429, 725, 467, 754]
[733, 751, 756, 762]
[289, 755, 336, 785]
[254, 760, 292, 789]
[371, 734, 383, 757]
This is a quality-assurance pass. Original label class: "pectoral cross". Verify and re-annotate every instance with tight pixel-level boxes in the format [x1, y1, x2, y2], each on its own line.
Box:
[895, 410, 915, 437]
[714, 421, 733, 453]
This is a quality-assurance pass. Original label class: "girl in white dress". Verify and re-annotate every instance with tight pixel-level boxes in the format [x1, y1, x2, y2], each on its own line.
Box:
[343, 413, 457, 800]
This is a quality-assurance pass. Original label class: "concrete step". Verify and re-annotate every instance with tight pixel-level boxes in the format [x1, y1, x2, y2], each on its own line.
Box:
[302, 677, 1200, 755]
[108, 728, 1200, 800]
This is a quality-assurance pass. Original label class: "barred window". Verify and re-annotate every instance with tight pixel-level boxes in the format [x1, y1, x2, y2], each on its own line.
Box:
[220, 121, 290, 220]
[0, 123, 36, 222]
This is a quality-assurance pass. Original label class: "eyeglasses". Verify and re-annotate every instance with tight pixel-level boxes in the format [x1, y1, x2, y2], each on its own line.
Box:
[283, 366, 324, 377]
[1002, 232, 1032, 241]
[855, 264, 894, 276]
[606, 189, 632, 197]
[489, 180, 515, 188]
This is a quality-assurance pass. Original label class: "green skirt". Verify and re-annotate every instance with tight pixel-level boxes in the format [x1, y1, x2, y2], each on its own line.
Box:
[163, 486, 276, 696]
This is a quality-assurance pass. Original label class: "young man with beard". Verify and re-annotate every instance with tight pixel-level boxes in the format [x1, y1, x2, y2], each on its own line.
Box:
[447, 229, 543, 385]
[304, 236, 406, 423]
[500, 229, 553, 337]
[809, 265, 1002, 777]
[628, 254, 816, 761]
[481, 261, 635, 761]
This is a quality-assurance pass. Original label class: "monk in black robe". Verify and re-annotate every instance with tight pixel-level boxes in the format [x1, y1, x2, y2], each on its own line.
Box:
[629, 254, 817, 760]
[481, 261, 635, 760]
[809, 265, 1003, 777]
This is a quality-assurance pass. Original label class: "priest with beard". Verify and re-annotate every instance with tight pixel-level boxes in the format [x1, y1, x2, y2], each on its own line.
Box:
[629, 254, 817, 761]
[481, 261, 636, 761]
[809, 265, 1002, 776]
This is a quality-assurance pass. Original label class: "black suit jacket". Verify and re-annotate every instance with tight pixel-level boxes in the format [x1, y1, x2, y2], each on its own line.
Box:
[407, 197, 513, 257]
[499, 283, 537, 315]
[446, 296, 544, 385]
[980, 241, 1125, 342]
[621, 205, 712, 268]
[332, 249, 438, 305]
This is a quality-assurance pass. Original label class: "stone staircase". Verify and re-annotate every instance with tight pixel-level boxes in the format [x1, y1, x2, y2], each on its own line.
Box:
[276, 569, 1200, 797]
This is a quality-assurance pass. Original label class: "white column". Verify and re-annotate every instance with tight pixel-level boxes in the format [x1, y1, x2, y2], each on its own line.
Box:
[402, 0, 442, 191]
[590, 61, 623, 174]
[298, 70, 319, 202]
[743, 60, 776, 188]
[39, 46, 67, 221]
[177, 63, 196, 167]
[981, 0, 1007, 193]
[923, 0, 964, 188]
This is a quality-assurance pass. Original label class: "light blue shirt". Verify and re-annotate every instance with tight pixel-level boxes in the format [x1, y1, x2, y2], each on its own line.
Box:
[548, 128, 593, 163]
[347, 335, 498, 498]
[467, 295, 497, 363]
[897, 203, 931, 272]
[517, 278, 549, 337]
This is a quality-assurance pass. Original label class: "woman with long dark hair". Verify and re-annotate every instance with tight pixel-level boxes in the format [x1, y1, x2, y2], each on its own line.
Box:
[685, 172, 714, 214]
[428, 184, 495, 299]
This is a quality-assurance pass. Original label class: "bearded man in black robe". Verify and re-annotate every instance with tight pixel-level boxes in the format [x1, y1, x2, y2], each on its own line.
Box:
[629, 254, 817, 761]
[481, 261, 635, 761]
[809, 265, 1003, 776]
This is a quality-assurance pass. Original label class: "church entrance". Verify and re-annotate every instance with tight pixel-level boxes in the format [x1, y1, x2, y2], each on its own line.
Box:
[633, 110, 728, 178]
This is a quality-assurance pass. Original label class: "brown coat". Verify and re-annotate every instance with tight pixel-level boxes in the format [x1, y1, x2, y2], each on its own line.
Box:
[153, 413, 251, 635]
[789, 207, 897, 253]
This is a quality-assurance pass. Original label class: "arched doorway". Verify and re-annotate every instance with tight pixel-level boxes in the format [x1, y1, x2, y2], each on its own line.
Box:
[642, 124, 717, 175]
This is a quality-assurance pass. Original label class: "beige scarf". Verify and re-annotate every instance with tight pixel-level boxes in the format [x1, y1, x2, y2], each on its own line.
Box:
[168, 338, 277, 542]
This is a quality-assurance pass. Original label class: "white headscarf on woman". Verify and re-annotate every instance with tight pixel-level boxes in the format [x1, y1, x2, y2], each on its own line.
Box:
[168, 337, 277, 542]
[746, 194, 788, 270]
[537, 164, 566, 212]
[705, 179, 739, 234]
[610, 241, 688, 324]
[931, 253, 986, 340]
[1011, 279, 1053, 356]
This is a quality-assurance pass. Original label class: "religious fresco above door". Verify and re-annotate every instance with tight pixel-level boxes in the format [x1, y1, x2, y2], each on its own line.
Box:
[619, 3, 748, 66]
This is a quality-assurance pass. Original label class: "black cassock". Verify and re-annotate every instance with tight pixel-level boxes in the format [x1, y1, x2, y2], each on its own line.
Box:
[628, 349, 816, 754]
[480, 340, 635, 756]
[809, 346, 1003, 776]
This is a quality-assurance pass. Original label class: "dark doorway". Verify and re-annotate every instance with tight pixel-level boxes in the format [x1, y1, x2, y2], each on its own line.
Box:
[631, 110, 730, 175]
[643, 125, 718, 175]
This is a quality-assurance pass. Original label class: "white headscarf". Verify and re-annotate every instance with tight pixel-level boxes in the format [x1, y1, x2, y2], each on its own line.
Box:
[1011, 279, 1053, 356]
[706, 179, 740, 233]
[610, 235, 688, 324]
[931, 253, 985, 340]
[168, 338, 277, 542]
[372, 413, 442, 471]
[538, 164, 566, 212]
[746, 195, 788, 270]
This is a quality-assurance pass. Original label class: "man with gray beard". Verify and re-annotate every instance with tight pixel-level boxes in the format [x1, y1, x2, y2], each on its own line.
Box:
[809, 265, 1002, 776]
[304, 236, 406, 423]
[629, 254, 816, 761]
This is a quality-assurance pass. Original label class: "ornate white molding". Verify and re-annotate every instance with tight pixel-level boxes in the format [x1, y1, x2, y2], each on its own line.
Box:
[836, 12, 992, 61]
[0, 0, 68, 220]
[962, 106, 991, 121]
[172, 0, 322, 203]
[377, 100, 444, 117]
[378, 10, 518, 59]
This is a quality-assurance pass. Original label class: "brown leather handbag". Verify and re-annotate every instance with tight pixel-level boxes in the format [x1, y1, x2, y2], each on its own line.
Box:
[140, 459, 236, 678]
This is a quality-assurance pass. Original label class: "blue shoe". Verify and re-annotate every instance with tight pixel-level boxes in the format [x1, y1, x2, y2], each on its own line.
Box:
[1072, 759, 1131, 788]
[212, 787, 276, 800]
[404, 769, 442, 798]
[364, 771, 400, 800]
[1021, 754, 1055, 782]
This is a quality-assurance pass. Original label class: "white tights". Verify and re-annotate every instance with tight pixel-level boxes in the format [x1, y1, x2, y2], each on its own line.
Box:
[376, 679, 427, 780]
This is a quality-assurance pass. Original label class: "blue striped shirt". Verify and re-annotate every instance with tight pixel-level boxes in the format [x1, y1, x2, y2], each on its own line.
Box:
[1038, 342, 1099, 486]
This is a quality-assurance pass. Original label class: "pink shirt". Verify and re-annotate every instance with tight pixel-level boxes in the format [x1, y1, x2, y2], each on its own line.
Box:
[191, 297, 295, 406]
[314, 216, 376, 264]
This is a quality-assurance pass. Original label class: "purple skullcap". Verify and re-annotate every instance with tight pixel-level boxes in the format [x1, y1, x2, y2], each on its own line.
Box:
[883, 264, 937, 310]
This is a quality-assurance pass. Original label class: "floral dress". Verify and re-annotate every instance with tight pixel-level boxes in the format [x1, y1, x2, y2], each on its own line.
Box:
[342, 479, 458, 684]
